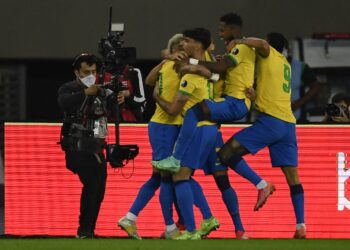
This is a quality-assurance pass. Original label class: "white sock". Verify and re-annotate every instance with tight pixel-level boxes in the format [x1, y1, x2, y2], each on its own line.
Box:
[126, 212, 137, 222]
[256, 180, 267, 189]
[296, 223, 306, 230]
[166, 224, 177, 232]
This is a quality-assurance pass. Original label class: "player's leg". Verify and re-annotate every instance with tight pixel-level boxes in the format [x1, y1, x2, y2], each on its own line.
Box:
[172, 167, 201, 239]
[179, 97, 248, 152]
[190, 177, 219, 238]
[173, 125, 218, 240]
[213, 170, 248, 239]
[219, 117, 277, 210]
[269, 121, 305, 238]
[281, 167, 305, 239]
[118, 122, 178, 239]
[206, 131, 247, 239]
[190, 177, 212, 220]
[159, 173, 181, 239]
[153, 101, 210, 171]
[172, 101, 211, 160]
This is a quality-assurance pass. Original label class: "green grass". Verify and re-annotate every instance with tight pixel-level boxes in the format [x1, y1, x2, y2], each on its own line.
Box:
[0, 239, 350, 250]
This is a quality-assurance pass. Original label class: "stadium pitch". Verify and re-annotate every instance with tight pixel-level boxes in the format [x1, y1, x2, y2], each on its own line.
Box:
[0, 238, 350, 250]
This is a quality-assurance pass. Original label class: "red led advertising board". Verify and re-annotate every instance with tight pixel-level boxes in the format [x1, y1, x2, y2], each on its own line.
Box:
[4, 123, 350, 238]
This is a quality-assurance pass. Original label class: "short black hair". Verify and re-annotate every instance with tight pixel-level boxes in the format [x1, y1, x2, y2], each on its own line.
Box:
[266, 32, 288, 53]
[332, 93, 350, 106]
[183, 28, 211, 50]
[72, 53, 99, 70]
[220, 13, 243, 27]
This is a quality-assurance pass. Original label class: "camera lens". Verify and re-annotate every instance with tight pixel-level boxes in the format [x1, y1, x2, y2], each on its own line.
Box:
[326, 103, 341, 116]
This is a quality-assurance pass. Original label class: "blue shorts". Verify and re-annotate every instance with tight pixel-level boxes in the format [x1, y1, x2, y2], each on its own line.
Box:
[202, 131, 228, 175]
[204, 96, 249, 122]
[148, 122, 180, 161]
[234, 114, 298, 167]
[181, 125, 219, 170]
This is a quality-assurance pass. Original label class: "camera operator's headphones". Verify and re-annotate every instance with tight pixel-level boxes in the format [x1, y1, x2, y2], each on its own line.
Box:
[72, 53, 98, 70]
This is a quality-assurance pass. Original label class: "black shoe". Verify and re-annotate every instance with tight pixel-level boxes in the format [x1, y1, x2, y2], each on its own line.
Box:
[76, 235, 92, 239]
[76, 229, 94, 239]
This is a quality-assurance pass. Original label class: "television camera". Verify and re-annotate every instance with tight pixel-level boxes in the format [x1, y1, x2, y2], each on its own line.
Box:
[98, 6, 139, 168]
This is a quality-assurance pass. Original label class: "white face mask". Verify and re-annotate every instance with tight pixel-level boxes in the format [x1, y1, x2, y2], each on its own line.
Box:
[80, 74, 96, 87]
[282, 48, 289, 58]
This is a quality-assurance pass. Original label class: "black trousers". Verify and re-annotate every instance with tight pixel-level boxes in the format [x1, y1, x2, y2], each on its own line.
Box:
[65, 151, 107, 235]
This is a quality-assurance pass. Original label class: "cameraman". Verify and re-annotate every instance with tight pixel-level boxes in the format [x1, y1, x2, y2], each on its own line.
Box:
[58, 53, 116, 238]
[323, 93, 350, 123]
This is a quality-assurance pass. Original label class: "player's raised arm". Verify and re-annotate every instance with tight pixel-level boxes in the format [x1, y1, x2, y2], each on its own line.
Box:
[153, 83, 188, 116]
[230, 38, 270, 57]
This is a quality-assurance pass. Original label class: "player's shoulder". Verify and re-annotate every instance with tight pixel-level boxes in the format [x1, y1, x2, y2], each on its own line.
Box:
[235, 43, 255, 53]
[161, 60, 175, 70]
[230, 44, 255, 61]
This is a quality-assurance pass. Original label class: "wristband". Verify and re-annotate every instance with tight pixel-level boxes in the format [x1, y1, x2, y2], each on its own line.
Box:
[189, 58, 199, 65]
[210, 73, 220, 82]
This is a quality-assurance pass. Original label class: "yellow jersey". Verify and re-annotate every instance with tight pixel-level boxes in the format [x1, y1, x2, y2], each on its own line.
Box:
[255, 46, 296, 123]
[225, 44, 255, 109]
[205, 50, 214, 62]
[204, 50, 225, 99]
[213, 79, 225, 99]
[178, 73, 215, 126]
[150, 61, 182, 124]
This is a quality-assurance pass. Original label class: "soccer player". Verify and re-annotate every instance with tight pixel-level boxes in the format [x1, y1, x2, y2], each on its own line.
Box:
[219, 33, 306, 239]
[175, 44, 249, 240]
[153, 28, 221, 240]
[154, 12, 275, 211]
[118, 34, 218, 239]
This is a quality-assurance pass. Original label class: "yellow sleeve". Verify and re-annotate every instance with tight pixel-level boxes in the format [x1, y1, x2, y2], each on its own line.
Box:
[227, 44, 251, 65]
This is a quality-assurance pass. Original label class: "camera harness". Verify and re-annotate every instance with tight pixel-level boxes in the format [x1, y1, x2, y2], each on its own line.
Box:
[59, 82, 139, 173]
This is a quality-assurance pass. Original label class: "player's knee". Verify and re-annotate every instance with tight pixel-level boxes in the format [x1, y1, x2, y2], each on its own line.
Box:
[219, 138, 246, 167]
[218, 144, 230, 166]
[190, 103, 205, 121]
[214, 174, 231, 191]
[282, 167, 299, 185]
[190, 101, 211, 121]
[143, 172, 161, 189]
[219, 151, 242, 168]
[172, 167, 191, 182]
[218, 144, 235, 165]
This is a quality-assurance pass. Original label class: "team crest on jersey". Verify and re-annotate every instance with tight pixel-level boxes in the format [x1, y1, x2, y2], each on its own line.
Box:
[181, 80, 188, 87]
[232, 48, 239, 55]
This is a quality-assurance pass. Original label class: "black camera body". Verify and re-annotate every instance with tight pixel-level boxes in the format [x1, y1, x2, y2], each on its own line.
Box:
[60, 122, 139, 167]
[97, 20, 137, 97]
[98, 31, 136, 74]
[326, 103, 348, 117]
[96, 8, 139, 168]
[106, 144, 139, 168]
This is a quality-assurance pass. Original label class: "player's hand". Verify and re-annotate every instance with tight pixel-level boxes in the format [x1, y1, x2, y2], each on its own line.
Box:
[245, 87, 256, 101]
[174, 59, 189, 73]
[171, 51, 188, 61]
[84, 84, 101, 96]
